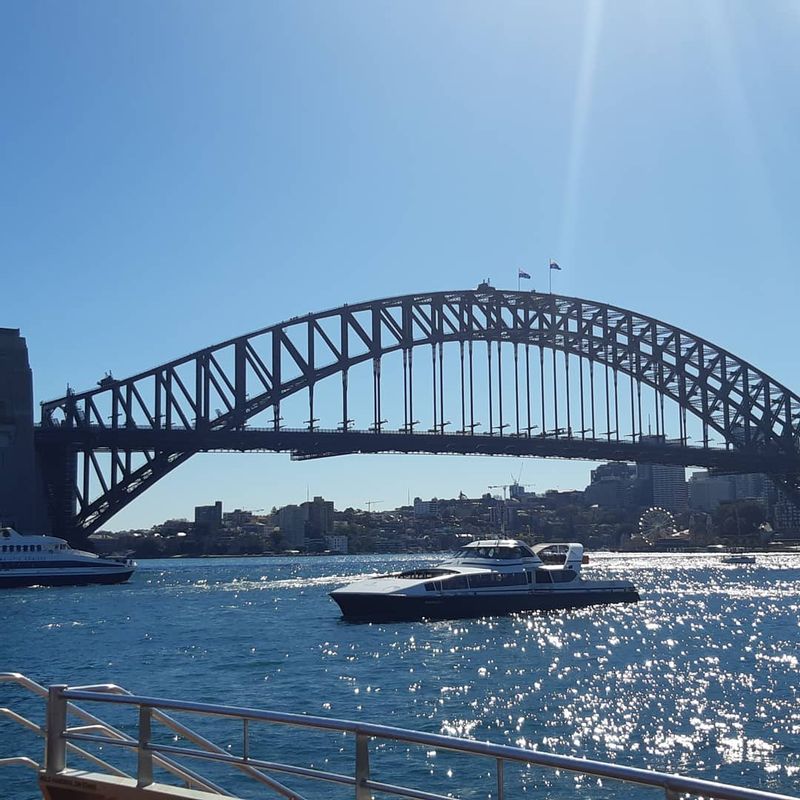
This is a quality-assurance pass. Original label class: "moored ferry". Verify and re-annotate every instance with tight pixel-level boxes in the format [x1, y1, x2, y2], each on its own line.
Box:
[330, 539, 639, 621]
[0, 527, 135, 588]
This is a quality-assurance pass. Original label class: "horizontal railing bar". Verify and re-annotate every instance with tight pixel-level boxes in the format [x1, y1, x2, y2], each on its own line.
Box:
[60, 689, 800, 800]
[65, 733, 140, 750]
[63, 732, 354, 793]
[60, 734, 228, 794]
[146, 742, 357, 788]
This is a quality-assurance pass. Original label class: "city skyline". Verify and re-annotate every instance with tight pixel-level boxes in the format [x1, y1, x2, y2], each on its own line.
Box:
[3, 2, 799, 530]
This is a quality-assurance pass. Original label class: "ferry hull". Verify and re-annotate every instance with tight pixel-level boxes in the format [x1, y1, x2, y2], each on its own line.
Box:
[331, 589, 640, 622]
[0, 568, 135, 588]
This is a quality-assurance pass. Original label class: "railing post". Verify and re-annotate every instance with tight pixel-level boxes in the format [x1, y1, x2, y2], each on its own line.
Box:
[45, 684, 68, 775]
[496, 757, 505, 800]
[137, 705, 154, 787]
[355, 732, 371, 800]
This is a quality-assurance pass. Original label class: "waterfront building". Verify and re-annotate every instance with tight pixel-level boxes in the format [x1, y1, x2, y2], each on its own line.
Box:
[732, 473, 772, 504]
[688, 471, 735, 512]
[302, 496, 334, 538]
[194, 501, 223, 532]
[325, 534, 349, 553]
[585, 462, 638, 509]
[413, 498, 441, 517]
[223, 508, 254, 526]
[774, 493, 800, 532]
[277, 504, 306, 549]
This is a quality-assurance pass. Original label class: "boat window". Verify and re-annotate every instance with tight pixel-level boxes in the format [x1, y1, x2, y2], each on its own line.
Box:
[36, 545, 42, 551]
[440, 575, 468, 590]
[535, 570, 553, 584]
[497, 547, 522, 559]
[469, 572, 527, 589]
[22, 545, 28, 552]
[550, 571, 576, 583]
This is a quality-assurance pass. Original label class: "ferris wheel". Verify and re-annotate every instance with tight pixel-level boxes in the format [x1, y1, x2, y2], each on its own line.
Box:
[638, 506, 676, 542]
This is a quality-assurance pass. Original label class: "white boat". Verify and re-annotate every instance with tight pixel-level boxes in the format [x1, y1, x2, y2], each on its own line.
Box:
[0, 527, 136, 588]
[721, 548, 756, 565]
[330, 539, 639, 621]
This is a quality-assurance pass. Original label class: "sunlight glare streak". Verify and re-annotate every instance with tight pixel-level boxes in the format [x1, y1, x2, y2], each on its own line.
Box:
[699, 3, 784, 256]
[558, 0, 605, 268]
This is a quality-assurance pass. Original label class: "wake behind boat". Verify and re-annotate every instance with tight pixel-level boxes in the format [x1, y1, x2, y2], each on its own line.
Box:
[330, 539, 639, 621]
[0, 527, 136, 588]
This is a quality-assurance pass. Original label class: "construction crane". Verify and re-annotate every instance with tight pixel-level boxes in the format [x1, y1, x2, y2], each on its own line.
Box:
[365, 500, 384, 512]
[487, 481, 533, 500]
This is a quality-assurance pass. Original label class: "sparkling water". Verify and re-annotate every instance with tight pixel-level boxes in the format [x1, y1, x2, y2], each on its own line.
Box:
[2, 552, 799, 798]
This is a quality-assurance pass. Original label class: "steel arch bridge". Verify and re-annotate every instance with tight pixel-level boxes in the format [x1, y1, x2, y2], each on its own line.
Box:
[35, 286, 800, 543]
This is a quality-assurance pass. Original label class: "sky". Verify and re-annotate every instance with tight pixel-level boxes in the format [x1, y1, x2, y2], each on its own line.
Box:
[2, 1, 799, 529]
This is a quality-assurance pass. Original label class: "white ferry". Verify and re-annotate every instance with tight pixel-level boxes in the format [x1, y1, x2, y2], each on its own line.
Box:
[330, 539, 639, 621]
[0, 527, 136, 588]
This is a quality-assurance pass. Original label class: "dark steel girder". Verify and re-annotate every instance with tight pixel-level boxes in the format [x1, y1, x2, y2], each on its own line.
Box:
[36, 426, 800, 473]
[36, 289, 800, 538]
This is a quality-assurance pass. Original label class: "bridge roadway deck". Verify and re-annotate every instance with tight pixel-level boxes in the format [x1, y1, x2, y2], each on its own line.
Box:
[34, 425, 800, 473]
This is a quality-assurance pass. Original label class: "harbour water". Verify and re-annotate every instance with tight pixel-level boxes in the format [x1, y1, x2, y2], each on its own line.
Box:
[3, 551, 800, 799]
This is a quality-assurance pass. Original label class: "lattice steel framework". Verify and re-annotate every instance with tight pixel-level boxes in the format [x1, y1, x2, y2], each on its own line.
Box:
[36, 288, 800, 542]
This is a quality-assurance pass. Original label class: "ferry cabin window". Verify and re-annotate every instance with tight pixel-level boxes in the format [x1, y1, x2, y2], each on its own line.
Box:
[550, 570, 576, 583]
[535, 570, 553, 584]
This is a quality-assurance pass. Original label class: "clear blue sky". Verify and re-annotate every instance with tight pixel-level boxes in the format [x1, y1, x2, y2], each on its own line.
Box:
[2, 1, 798, 528]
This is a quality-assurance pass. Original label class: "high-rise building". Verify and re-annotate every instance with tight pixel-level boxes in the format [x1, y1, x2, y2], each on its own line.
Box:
[278, 505, 306, 549]
[636, 436, 688, 512]
[688, 471, 735, 512]
[584, 462, 638, 508]
[649, 464, 688, 512]
[302, 496, 334, 539]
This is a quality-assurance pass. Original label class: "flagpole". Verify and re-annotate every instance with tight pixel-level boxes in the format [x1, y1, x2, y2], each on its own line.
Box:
[549, 259, 552, 294]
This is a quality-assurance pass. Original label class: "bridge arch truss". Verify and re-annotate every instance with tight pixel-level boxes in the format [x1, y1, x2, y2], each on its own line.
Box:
[37, 289, 800, 540]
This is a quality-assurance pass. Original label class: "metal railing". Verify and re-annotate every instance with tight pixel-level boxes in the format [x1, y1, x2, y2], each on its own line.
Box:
[3, 673, 799, 800]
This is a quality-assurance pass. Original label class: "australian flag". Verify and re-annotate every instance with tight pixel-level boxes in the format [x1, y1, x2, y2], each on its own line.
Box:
[518, 269, 531, 279]
[549, 260, 561, 271]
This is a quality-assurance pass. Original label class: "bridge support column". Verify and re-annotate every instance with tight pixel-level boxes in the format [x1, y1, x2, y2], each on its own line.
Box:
[37, 444, 79, 543]
[0, 328, 49, 533]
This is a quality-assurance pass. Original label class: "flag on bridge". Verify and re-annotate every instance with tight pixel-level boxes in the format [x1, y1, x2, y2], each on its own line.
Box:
[549, 260, 561, 271]
[518, 269, 531, 280]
